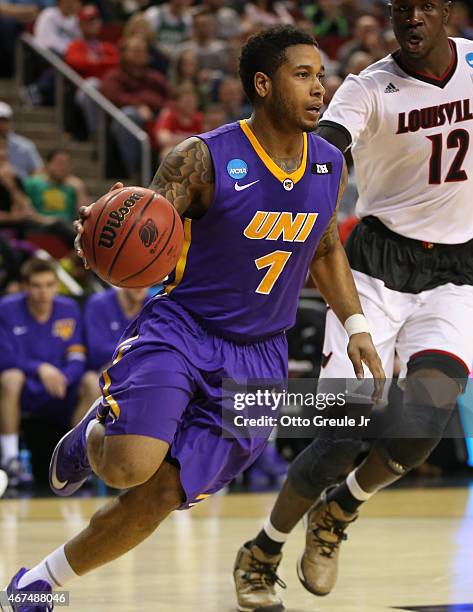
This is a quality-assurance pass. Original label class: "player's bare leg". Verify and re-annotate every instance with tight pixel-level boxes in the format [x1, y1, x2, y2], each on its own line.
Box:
[49, 396, 170, 496]
[4, 461, 184, 609]
[65, 461, 184, 573]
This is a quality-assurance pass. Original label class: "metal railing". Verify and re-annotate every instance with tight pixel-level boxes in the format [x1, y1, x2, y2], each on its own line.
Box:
[16, 33, 152, 187]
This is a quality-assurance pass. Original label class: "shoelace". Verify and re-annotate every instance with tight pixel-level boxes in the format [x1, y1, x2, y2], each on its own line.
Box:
[243, 558, 287, 592]
[312, 509, 352, 559]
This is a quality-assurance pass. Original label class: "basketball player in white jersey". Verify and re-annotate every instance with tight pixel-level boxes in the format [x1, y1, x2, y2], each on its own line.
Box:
[234, 1, 473, 610]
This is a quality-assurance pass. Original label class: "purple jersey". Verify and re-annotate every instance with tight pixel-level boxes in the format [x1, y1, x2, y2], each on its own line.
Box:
[165, 120, 343, 341]
[85, 289, 137, 371]
[0, 293, 86, 384]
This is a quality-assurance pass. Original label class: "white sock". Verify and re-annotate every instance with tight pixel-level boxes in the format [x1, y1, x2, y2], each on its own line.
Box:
[85, 419, 98, 441]
[18, 545, 78, 589]
[346, 469, 375, 501]
[263, 518, 290, 544]
[0, 434, 19, 465]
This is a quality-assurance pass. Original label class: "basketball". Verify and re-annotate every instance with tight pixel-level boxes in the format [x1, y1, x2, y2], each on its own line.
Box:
[81, 187, 184, 288]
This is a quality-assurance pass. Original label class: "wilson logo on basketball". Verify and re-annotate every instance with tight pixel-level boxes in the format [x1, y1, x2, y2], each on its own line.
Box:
[139, 218, 158, 248]
[98, 192, 144, 248]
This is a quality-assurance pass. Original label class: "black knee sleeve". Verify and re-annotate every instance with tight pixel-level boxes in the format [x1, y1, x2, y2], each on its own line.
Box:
[375, 352, 468, 476]
[288, 437, 363, 499]
[376, 435, 441, 475]
[287, 400, 374, 499]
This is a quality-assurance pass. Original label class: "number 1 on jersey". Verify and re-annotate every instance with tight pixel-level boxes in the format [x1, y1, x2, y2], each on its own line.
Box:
[254, 250, 292, 295]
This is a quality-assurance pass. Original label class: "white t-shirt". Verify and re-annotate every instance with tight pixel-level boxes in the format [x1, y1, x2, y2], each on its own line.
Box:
[34, 7, 80, 55]
[322, 38, 473, 244]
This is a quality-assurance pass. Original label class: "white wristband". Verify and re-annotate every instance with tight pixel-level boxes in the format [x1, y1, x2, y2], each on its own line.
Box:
[344, 314, 370, 337]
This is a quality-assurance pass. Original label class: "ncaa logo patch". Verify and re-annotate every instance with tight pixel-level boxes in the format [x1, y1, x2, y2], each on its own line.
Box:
[227, 159, 248, 180]
[466, 52, 473, 68]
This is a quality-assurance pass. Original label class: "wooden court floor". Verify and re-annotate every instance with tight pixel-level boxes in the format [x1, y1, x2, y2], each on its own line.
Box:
[1, 488, 473, 611]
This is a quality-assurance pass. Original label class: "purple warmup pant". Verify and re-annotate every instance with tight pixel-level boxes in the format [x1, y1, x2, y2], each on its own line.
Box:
[98, 296, 288, 509]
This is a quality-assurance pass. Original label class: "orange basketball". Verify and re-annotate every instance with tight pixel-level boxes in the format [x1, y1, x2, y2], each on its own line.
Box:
[81, 187, 184, 288]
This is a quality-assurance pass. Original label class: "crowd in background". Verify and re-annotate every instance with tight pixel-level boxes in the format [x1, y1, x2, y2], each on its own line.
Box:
[1, 0, 473, 491]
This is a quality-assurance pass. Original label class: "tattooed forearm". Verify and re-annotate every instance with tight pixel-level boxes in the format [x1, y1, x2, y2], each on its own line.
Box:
[313, 160, 348, 259]
[149, 137, 214, 218]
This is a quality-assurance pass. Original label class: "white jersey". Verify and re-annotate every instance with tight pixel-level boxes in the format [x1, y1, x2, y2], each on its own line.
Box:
[322, 38, 473, 243]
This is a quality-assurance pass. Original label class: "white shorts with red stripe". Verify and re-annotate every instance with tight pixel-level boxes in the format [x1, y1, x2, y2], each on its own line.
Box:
[320, 270, 473, 383]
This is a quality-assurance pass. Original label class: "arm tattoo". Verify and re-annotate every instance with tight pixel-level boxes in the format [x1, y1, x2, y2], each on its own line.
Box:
[148, 137, 214, 218]
[313, 160, 348, 259]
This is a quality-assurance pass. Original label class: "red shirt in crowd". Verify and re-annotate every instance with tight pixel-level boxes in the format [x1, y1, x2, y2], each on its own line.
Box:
[154, 108, 204, 139]
[65, 40, 120, 79]
[100, 66, 171, 114]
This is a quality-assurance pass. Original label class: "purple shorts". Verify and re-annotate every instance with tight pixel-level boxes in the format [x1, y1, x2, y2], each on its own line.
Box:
[98, 296, 288, 509]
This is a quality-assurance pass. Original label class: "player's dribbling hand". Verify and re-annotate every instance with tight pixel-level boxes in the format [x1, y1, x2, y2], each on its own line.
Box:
[74, 181, 124, 268]
[347, 332, 385, 403]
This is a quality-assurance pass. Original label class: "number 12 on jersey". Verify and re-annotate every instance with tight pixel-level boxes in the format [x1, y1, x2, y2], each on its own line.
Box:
[427, 129, 469, 184]
[254, 250, 292, 294]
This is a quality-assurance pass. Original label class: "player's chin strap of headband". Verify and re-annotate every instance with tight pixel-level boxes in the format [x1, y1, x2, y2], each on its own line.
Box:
[344, 314, 371, 337]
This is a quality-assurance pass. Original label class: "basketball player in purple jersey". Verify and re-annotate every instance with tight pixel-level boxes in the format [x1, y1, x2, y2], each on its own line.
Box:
[3, 26, 384, 611]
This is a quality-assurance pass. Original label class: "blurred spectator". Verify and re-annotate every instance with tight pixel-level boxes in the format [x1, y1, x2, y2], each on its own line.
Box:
[171, 48, 199, 88]
[23, 149, 87, 224]
[144, 0, 192, 56]
[74, 286, 148, 424]
[176, 9, 229, 74]
[203, 103, 226, 132]
[447, 1, 473, 39]
[34, 0, 81, 55]
[0, 235, 21, 294]
[154, 84, 204, 158]
[28, 0, 81, 105]
[0, 138, 77, 249]
[0, 0, 40, 77]
[65, 5, 119, 79]
[216, 77, 250, 123]
[0, 135, 38, 226]
[346, 50, 374, 75]
[383, 28, 399, 54]
[122, 12, 170, 75]
[304, 0, 349, 38]
[0, 102, 43, 179]
[243, 0, 294, 31]
[101, 35, 171, 176]
[337, 15, 386, 76]
[197, 0, 240, 40]
[0, 257, 85, 486]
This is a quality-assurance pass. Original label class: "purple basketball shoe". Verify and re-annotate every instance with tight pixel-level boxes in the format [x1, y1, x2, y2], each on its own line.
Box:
[49, 399, 101, 496]
[3, 568, 53, 611]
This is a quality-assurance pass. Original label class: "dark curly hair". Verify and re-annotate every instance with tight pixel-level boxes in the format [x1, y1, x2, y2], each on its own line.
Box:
[239, 25, 317, 104]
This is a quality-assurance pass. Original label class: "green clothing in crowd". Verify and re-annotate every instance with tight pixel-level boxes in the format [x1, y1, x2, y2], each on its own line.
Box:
[23, 176, 77, 222]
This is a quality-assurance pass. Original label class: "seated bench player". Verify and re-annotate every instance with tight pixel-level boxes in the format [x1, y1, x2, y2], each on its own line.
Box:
[0, 257, 86, 486]
[73, 287, 149, 424]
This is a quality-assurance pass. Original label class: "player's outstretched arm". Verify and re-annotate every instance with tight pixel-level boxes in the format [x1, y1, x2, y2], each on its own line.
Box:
[309, 162, 385, 399]
[74, 138, 214, 266]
